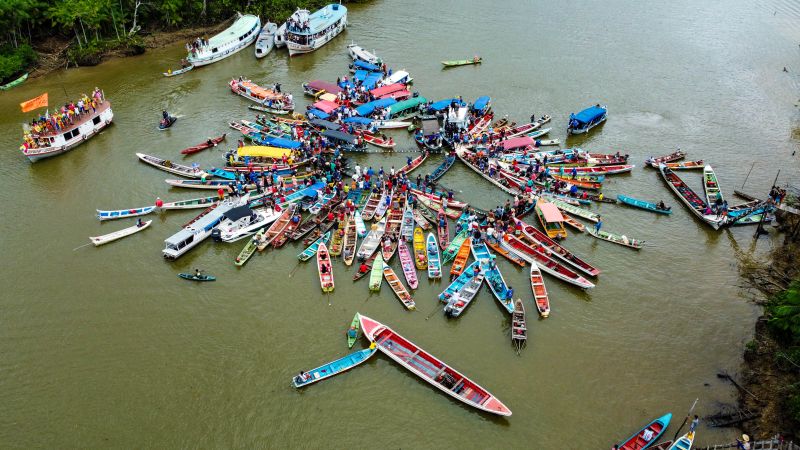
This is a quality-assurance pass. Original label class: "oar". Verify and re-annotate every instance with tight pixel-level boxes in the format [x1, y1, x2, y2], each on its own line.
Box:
[72, 242, 92, 251]
[672, 398, 699, 441]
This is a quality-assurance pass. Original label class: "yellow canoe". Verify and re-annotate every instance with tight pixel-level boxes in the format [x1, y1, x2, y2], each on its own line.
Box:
[237, 145, 293, 159]
[413, 227, 428, 270]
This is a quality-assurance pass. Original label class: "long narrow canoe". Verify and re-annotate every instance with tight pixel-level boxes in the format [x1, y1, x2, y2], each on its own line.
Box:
[347, 314, 360, 348]
[257, 204, 296, 250]
[413, 227, 428, 270]
[412, 208, 433, 230]
[703, 165, 723, 207]
[658, 165, 724, 229]
[235, 230, 263, 266]
[501, 234, 595, 289]
[441, 230, 468, 265]
[137, 153, 203, 178]
[511, 299, 527, 352]
[0, 72, 28, 90]
[178, 273, 216, 281]
[530, 262, 550, 317]
[426, 233, 442, 279]
[645, 150, 685, 168]
[397, 239, 419, 289]
[416, 194, 461, 219]
[437, 210, 450, 249]
[441, 261, 484, 317]
[430, 155, 456, 181]
[180, 133, 226, 155]
[160, 195, 218, 210]
[361, 190, 382, 221]
[665, 160, 704, 170]
[616, 413, 672, 450]
[486, 238, 527, 266]
[369, 254, 384, 291]
[442, 58, 482, 67]
[97, 205, 156, 221]
[342, 214, 358, 266]
[292, 347, 377, 388]
[373, 190, 393, 220]
[298, 231, 331, 261]
[399, 204, 415, 242]
[449, 237, 472, 278]
[409, 189, 468, 210]
[515, 218, 600, 277]
[90, 220, 152, 246]
[397, 152, 428, 176]
[357, 217, 386, 260]
[549, 197, 600, 222]
[353, 252, 378, 282]
[560, 213, 586, 233]
[587, 228, 644, 249]
[471, 241, 514, 314]
[384, 266, 416, 310]
[317, 242, 335, 292]
[617, 194, 672, 215]
[330, 216, 346, 257]
[668, 432, 695, 450]
[355, 210, 367, 237]
[359, 314, 511, 416]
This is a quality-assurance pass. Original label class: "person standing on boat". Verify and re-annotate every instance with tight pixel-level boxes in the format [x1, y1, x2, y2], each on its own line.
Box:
[594, 217, 603, 233]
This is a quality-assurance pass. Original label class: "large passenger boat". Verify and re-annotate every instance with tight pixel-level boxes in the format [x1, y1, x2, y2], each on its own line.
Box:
[285, 4, 347, 56]
[186, 14, 260, 66]
[20, 89, 113, 162]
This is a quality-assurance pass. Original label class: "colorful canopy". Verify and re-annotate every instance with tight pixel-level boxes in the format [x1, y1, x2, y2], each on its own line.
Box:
[355, 97, 397, 116]
[305, 80, 342, 95]
[500, 136, 534, 151]
[363, 72, 384, 90]
[318, 92, 338, 102]
[237, 146, 292, 159]
[428, 98, 461, 112]
[343, 117, 373, 125]
[260, 136, 302, 149]
[306, 109, 330, 120]
[353, 70, 369, 82]
[571, 105, 607, 124]
[388, 96, 427, 117]
[312, 100, 339, 114]
[370, 83, 406, 98]
[537, 201, 564, 223]
[472, 96, 490, 112]
[322, 130, 357, 144]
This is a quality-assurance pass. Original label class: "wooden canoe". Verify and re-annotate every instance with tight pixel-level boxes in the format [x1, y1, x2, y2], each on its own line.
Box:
[511, 299, 527, 352]
[514, 218, 600, 276]
[449, 237, 472, 278]
[441, 230, 468, 265]
[437, 210, 450, 250]
[297, 231, 331, 261]
[384, 266, 416, 310]
[180, 133, 226, 155]
[330, 215, 347, 257]
[271, 213, 301, 248]
[359, 314, 512, 416]
[587, 228, 644, 249]
[561, 213, 586, 233]
[257, 204, 295, 251]
[342, 213, 358, 266]
[347, 313, 360, 348]
[137, 152, 203, 178]
[316, 242, 335, 292]
[353, 252, 377, 282]
[665, 160, 704, 170]
[397, 152, 428, 176]
[369, 254, 384, 291]
[292, 347, 376, 388]
[413, 227, 428, 270]
[441, 261, 484, 317]
[235, 230, 263, 266]
[442, 58, 482, 67]
[97, 205, 156, 221]
[617, 413, 672, 450]
[90, 220, 151, 246]
[357, 217, 386, 260]
[500, 234, 595, 289]
[530, 262, 550, 317]
[426, 233, 442, 279]
[472, 241, 515, 314]
[361, 131, 396, 149]
[412, 208, 433, 230]
[486, 240, 527, 267]
[397, 239, 419, 289]
[645, 150, 685, 167]
[361, 190, 382, 221]
[703, 164, 723, 207]
[617, 194, 672, 214]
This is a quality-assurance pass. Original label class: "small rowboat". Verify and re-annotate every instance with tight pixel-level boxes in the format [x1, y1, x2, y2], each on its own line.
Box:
[257, 204, 295, 250]
[426, 233, 442, 279]
[235, 230, 263, 266]
[472, 241, 514, 314]
[359, 314, 512, 416]
[159, 116, 177, 130]
[298, 231, 331, 261]
[486, 240, 527, 266]
[342, 213, 358, 266]
[353, 252, 377, 281]
[369, 254, 384, 291]
[413, 227, 428, 270]
[668, 432, 695, 450]
[441, 230, 468, 265]
[449, 237, 472, 278]
[549, 198, 600, 223]
[587, 228, 644, 249]
[384, 266, 416, 310]
[430, 155, 456, 181]
[511, 299, 527, 352]
[360, 131, 396, 149]
[617, 194, 672, 214]
[529, 262, 550, 317]
[397, 152, 428, 176]
[551, 174, 602, 191]
[137, 153, 203, 178]
[703, 164, 723, 207]
[97, 205, 156, 221]
[412, 208, 433, 230]
[397, 240, 418, 289]
[0, 72, 28, 90]
[317, 242, 335, 292]
[437, 210, 449, 249]
[560, 213, 586, 233]
[616, 413, 672, 450]
[645, 150, 685, 167]
[330, 216, 346, 257]
[165, 179, 240, 190]
[272, 213, 301, 248]
[373, 120, 412, 129]
[515, 219, 600, 277]
[659, 165, 723, 229]
[292, 347, 377, 388]
[373, 190, 392, 220]
[501, 234, 595, 289]
[159, 195, 218, 210]
[442, 57, 482, 67]
[354, 210, 367, 237]
[410, 188, 469, 210]
[399, 204, 415, 242]
[361, 190, 382, 221]
[90, 220, 151, 246]
[163, 66, 193, 77]
[666, 160, 704, 170]
[416, 195, 461, 219]
[347, 313, 360, 348]
[178, 273, 216, 281]
[565, 164, 635, 175]
[180, 134, 226, 155]
[357, 217, 386, 260]
[441, 261, 484, 317]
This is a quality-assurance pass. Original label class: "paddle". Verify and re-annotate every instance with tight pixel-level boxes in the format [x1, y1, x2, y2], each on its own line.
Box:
[672, 398, 699, 441]
[72, 243, 92, 251]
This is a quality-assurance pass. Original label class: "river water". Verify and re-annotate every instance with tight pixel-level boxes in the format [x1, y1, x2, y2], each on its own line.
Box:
[1, 0, 799, 448]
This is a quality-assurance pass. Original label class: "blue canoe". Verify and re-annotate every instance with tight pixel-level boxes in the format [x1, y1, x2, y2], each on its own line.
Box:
[472, 96, 490, 112]
[568, 105, 607, 134]
[617, 413, 672, 449]
[429, 155, 456, 181]
[439, 260, 480, 302]
[207, 168, 236, 180]
[471, 240, 514, 314]
[97, 205, 157, 221]
[617, 194, 672, 215]
[292, 347, 377, 388]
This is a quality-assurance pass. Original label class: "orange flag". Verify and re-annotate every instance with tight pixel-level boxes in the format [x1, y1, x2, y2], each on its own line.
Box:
[20, 92, 48, 113]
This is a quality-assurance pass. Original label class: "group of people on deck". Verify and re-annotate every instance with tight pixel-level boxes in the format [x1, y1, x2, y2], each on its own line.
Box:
[21, 88, 105, 151]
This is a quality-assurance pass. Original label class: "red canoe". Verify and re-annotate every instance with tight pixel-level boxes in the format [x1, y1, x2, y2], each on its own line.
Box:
[359, 314, 512, 416]
[501, 234, 595, 289]
[180, 133, 227, 155]
[515, 218, 600, 277]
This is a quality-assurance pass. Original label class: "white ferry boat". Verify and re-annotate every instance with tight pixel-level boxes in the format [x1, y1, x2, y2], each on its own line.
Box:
[285, 4, 347, 56]
[20, 93, 113, 162]
[186, 14, 260, 66]
[162, 195, 249, 260]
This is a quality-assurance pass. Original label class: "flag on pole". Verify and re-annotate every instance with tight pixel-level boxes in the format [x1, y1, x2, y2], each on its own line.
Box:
[20, 93, 48, 113]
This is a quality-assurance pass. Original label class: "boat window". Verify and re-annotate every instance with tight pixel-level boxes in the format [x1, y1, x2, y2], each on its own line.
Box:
[239, 35, 243, 41]
[212, 47, 218, 53]
[92, 116, 101, 125]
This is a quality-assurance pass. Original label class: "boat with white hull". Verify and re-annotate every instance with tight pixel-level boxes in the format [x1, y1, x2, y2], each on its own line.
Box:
[212, 205, 281, 243]
[285, 4, 347, 56]
[162, 195, 248, 260]
[21, 98, 113, 162]
[186, 14, 260, 67]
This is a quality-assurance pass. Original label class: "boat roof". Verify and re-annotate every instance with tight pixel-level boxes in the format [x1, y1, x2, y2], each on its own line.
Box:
[472, 96, 490, 111]
[353, 69, 369, 82]
[501, 136, 534, 151]
[429, 98, 462, 112]
[309, 118, 341, 130]
[363, 72, 384, 90]
[237, 145, 292, 159]
[370, 83, 406, 98]
[386, 70, 410, 84]
[263, 136, 302, 149]
[224, 205, 252, 221]
[289, 4, 347, 35]
[305, 80, 342, 94]
[322, 130, 357, 144]
[208, 14, 259, 47]
[421, 117, 440, 135]
[312, 99, 339, 114]
[355, 97, 397, 116]
[343, 116, 373, 125]
[537, 201, 564, 223]
[306, 109, 330, 120]
[353, 59, 380, 71]
[388, 96, 427, 114]
[318, 92, 338, 102]
[571, 105, 607, 124]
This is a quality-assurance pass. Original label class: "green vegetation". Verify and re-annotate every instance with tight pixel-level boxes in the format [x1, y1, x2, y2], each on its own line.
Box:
[0, 0, 368, 80]
[766, 280, 800, 425]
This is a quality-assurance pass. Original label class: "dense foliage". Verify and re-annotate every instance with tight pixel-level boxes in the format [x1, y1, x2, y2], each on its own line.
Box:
[0, 0, 367, 80]
[768, 280, 800, 340]
[0, 44, 37, 82]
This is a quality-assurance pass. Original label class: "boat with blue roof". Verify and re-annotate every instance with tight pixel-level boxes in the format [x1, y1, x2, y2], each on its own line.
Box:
[567, 104, 607, 134]
[285, 4, 347, 56]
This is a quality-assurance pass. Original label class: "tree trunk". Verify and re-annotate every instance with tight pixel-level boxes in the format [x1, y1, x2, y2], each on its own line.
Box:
[201, 0, 207, 18]
[110, 8, 120, 41]
[79, 17, 88, 43]
[74, 26, 83, 48]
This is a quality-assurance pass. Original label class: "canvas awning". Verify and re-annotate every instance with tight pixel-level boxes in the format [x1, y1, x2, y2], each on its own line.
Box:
[537, 201, 564, 223]
[501, 136, 534, 151]
[237, 146, 292, 159]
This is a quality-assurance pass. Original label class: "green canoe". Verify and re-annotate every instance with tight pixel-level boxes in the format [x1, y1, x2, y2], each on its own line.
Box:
[369, 254, 384, 291]
[346, 313, 360, 348]
[441, 58, 481, 68]
[235, 230, 264, 266]
[0, 73, 28, 91]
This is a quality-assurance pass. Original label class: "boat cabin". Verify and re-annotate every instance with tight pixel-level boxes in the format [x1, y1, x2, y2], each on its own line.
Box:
[386, 96, 427, 119]
[211, 205, 256, 242]
[535, 200, 567, 239]
[322, 129, 361, 151]
[187, 15, 260, 66]
[567, 105, 607, 134]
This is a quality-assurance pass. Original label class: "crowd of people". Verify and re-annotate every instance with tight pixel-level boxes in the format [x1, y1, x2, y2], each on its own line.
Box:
[21, 88, 106, 151]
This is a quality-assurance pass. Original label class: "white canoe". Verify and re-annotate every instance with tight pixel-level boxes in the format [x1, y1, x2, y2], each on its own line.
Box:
[90, 220, 152, 246]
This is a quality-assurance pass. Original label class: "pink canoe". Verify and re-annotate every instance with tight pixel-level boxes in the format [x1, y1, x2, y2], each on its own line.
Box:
[500, 234, 595, 289]
[515, 218, 600, 277]
[397, 240, 418, 289]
